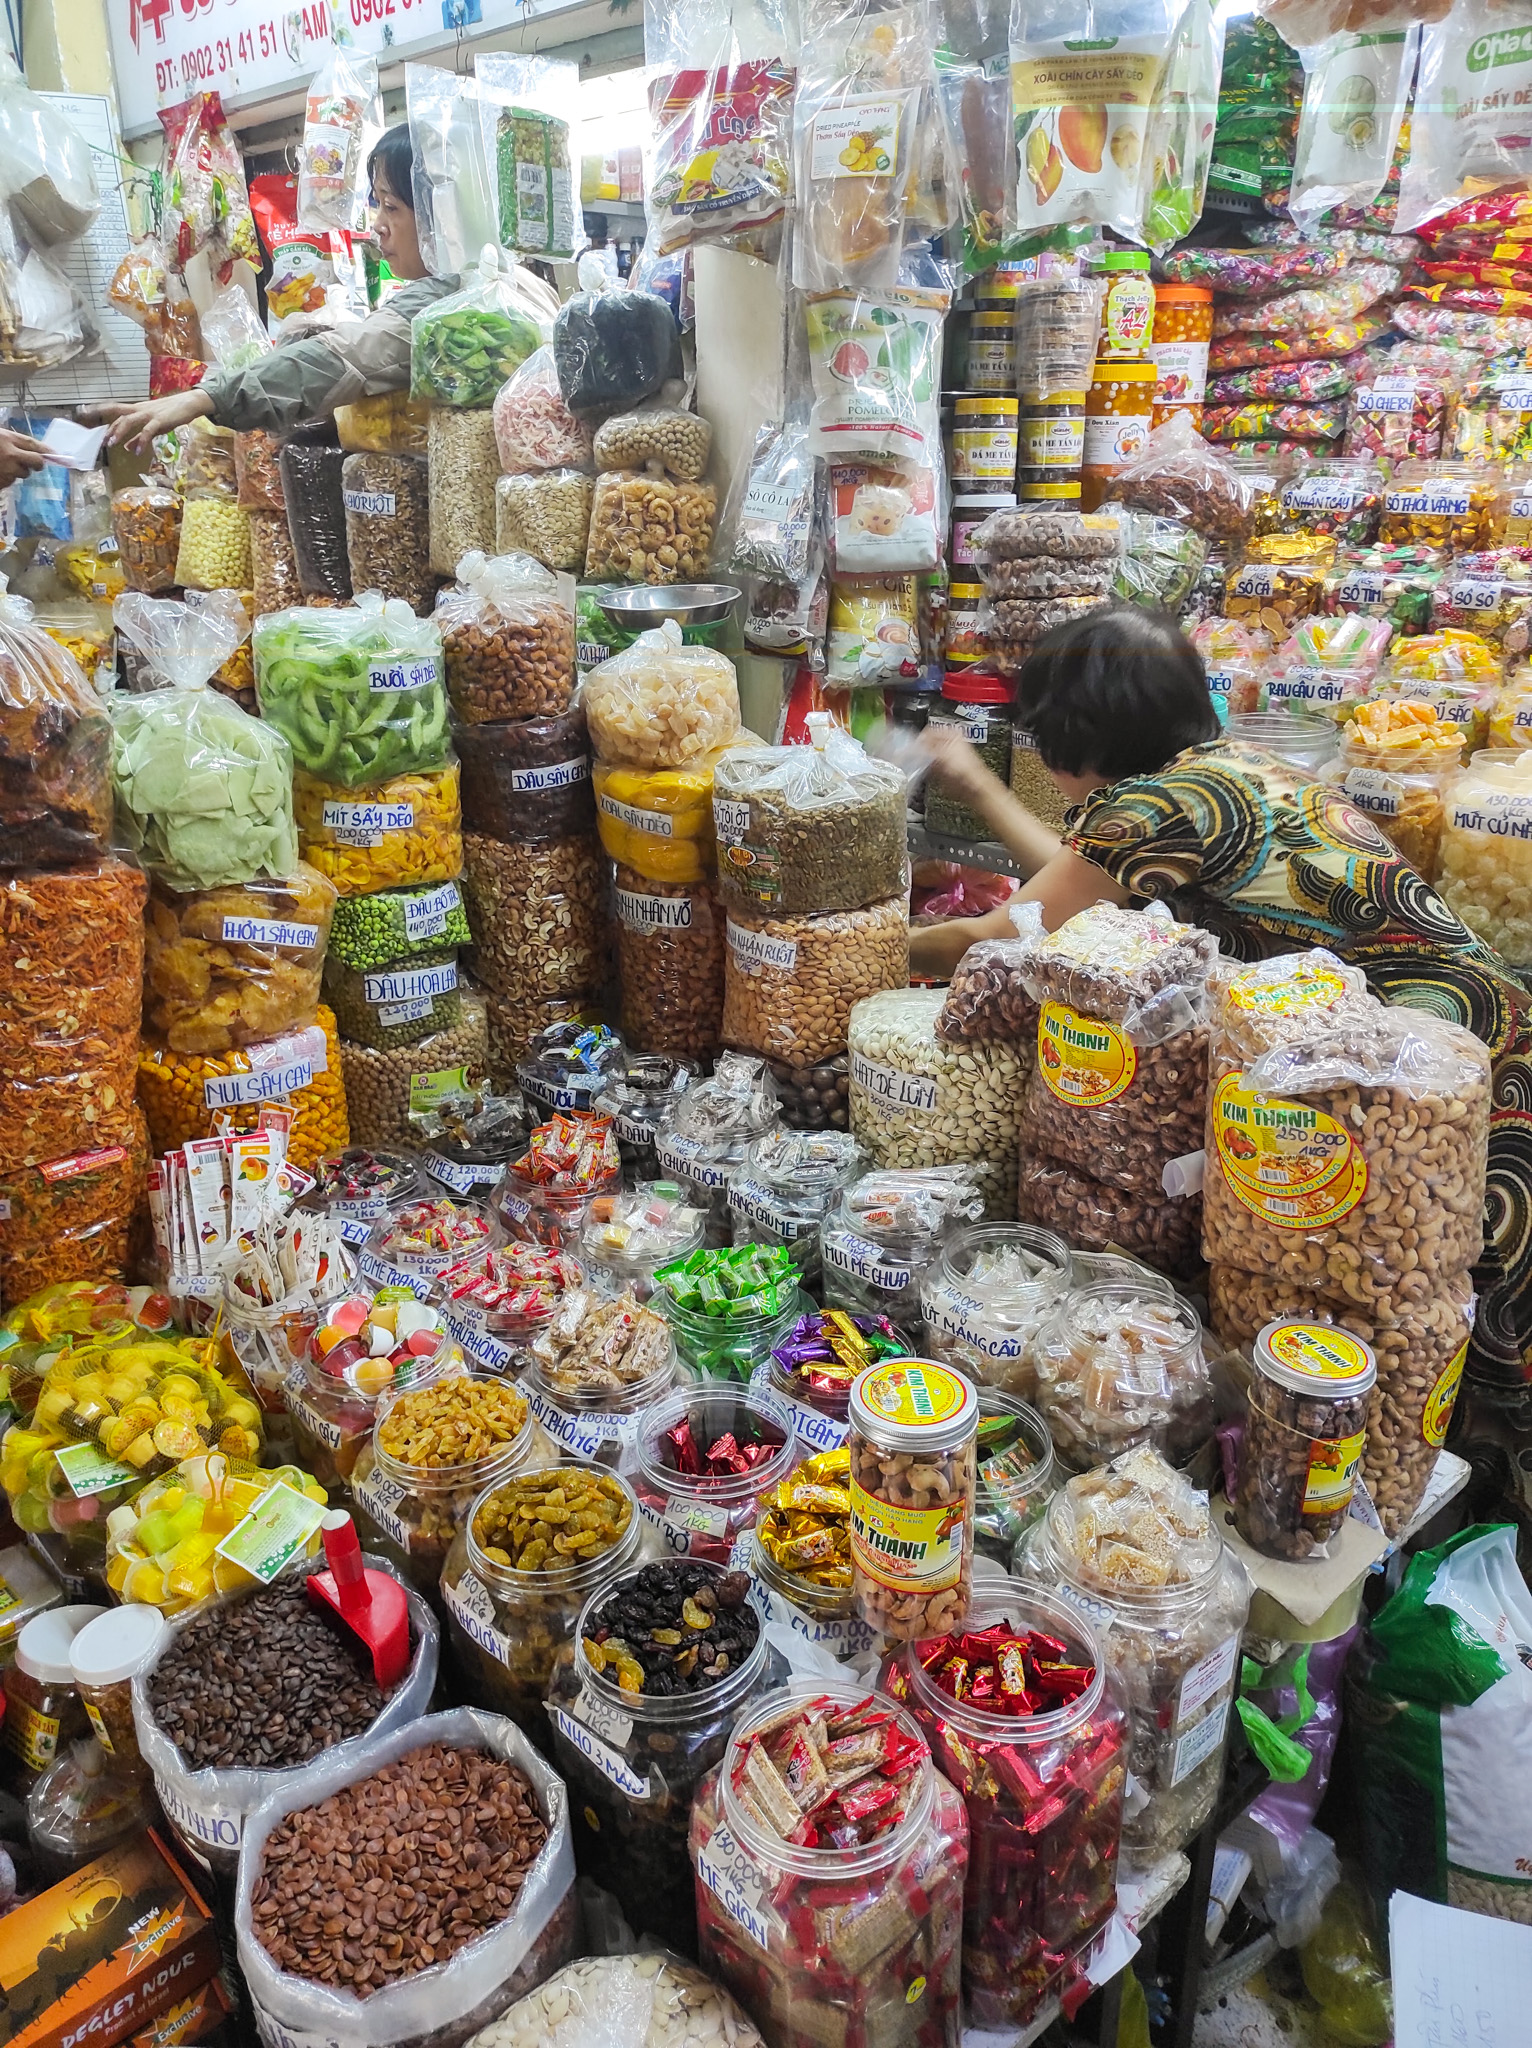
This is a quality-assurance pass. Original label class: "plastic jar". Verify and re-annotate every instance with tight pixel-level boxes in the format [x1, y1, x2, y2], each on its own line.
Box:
[1017, 393, 1086, 492]
[848, 1357, 977, 1641]
[287, 1327, 464, 1494]
[1223, 708, 1339, 775]
[974, 1388, 1056, 1565]
[359, 1195, 499, 1295]
[578, 1185, 708, 1303]
[1082, 360, 1157, 511]
[418, 1096, 530, 1200]
[1148, 284, 1213, 428]
[456, 707, 594, 845]
[441, 1460, 649, 1744]
[727, 1127, 864, 1289]
[822, 1172, 983, 1345]
[1025, 1457, 1251, 1864]
[593, 1055, 696, 1179]
[657, 1275, 807, 1384]
[1092, 249, 1155, 360]
[514, 1023, 627, 1121]
[68, 1604, 167, 1778]
[1032, 1283, 1213, 1473]
[1234, 1320, 1377, 1560]
[919, 1220, 1073, 1395]
[547, 1558, 776, 1950]
[521, 1326, 680, 1466]
[952, 493, 1011, 575]
[691, 1679, 968, 2040]
[655, 1064, 781, 1246]
[497, 1156, 622, 1254]
[886, 1586, 1126, 2031]
[1329, 720, 1463, 882]
[966, 309, 1017, 394]
[348, 1371, 553, 1598]
[2, 1604, 105, 1790]
[951, 396, 1019, 496]
[626, 1383, 798, 1562]
[923, 674, 1014, 839]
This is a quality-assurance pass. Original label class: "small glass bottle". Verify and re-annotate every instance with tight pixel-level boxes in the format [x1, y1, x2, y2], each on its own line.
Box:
[2, 1603, 105, 1792]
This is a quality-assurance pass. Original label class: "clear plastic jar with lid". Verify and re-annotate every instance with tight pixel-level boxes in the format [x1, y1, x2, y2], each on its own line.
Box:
[655, 1055, 781, 1246]
[1148, 285, 1213, 427]
[289, 1324, 465, 1493]
[1223, 709, 1339, 776]
[691, 1679, 968, 2045]
[546, 1557, 778, 1953]
[417, 1093, 530, 1199]
[515, 1022, 627, 1120]
[952, 493, 1012, 575]
[440, 1460, 651, 1745]
[728, 1127, 864, 1289]
[1234, 1321, 1377, 1560]
[360, 1195, 501, 1292]
[966, 309, 1017, 394]
[923, 673, 1014, 839]
[68, 1604, 167, 1779]
[951, 396, 1019, 497]
[974, 1388, 1056, 1564]
[518, 1287, 679, 1465]
[1083, 361, 1157, 511]
[1018, 392, 1086, 491]
[919, 1220, 1073, 1395]
[2, 1604, 105, 1789]
[579, 1184, 708, 1302]
[310, 1146, 426, 1249]
[1329, 710, 1463, 882]
[848, 1357, 977, 1641]
[884, 1586, 1126, 2031]
[28, 1741, 153, 1883]
[497, 1154, 623, 1253]
[822, 1167, 986, 1345]
[1092, 249, 1155, 360]
[593, 1055, 696, 1180]
[625, 1383, 799, 1563]
[1032, 1282, 1213, 1473]
[1022, 1448, 1250, 1865]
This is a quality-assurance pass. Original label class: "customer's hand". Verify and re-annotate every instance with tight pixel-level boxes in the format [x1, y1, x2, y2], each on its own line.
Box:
[0, 427, 47, 488]
[79, 388, 215, 451]
[920, 723, 999, 811]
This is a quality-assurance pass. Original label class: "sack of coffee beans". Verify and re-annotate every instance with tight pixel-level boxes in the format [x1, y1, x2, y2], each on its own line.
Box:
[131, 1563, 439, 1876]
[235, 1707, 577, 2048]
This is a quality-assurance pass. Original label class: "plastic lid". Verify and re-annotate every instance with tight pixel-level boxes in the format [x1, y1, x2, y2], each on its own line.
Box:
[942, 670, 1013, 705]
[1022, 391, 1086, 409]
[16, 1603, 107, 1687]
[1254, 1320, 1377, 1399]
[69, 1603, 168, 1688]
[1021, 481, 1082, 500]
[1154, 284, 1213, 303]
[953, 494, 1013, 511]
[955, 396, 1019, 414]
[850, 1359, 977, 1451]
[1094, 250, 1151, 271]
[1092, 359, 1158, 381]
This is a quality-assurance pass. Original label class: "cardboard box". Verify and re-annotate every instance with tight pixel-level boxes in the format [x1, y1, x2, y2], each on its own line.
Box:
[0, 1829, 221, 2048]
[127, 1972, 231, 2048]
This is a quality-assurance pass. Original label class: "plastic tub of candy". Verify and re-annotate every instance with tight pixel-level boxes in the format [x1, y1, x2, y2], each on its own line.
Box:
[1032, 1283, 1212, 1474]
[1276, 457, 1387, 547]
[497, 1113, 623, 1252]
[760, 1308, 909, 1456]
[519, 1287, 679, 1465]
[546, 1558, 773, 1951]
[625, 1383, 797, 1564]
[348, 1370, 554, 1599]
[577, 1186, 707, 1304]
[293, 759, 462, 896]
[726, 1128, 864, 1289]
[691, 1679, 968, 2041]
[1381, 461, 1496, 552]
[309, 1147, 425, 1248]
[1439, 748, 1532, 964]
[591, 1054, 695, 1179]
[919, 1221, 1074, 1397]
[821, 1168, 987, 1347]
[1321, 542, 1445, 638]
[885, 1586, 1126, 2030]
[410, 1084, 530, 1201]
[1022, 1449, 1250, 1865]
[515, 1022, 627, 1121]
[441, 1460, 649, 1746]
[973, 1389, 1056, 1565]
[360, 1196, 501, 1294]
[1328, 702, 1464, 880]
[289, 1299, 463, 1493]
[430, 1238, 585, 1378]
[654, 1055, 780, 1245]
[652, 1245, 806, 1383]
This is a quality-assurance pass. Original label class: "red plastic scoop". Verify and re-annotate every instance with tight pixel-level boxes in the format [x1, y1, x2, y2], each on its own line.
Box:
[307, 1511, 410, 1689]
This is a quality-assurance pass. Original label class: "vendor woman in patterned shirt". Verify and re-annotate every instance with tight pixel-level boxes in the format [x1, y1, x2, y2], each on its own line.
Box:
[910, 604, 1532, 1386]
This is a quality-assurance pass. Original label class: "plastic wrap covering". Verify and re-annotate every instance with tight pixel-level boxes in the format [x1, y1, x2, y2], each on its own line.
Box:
[341, 1000, 491, 1151]
[294, 759, 462, 896]
[583, 621, 739, 766]
[250, 509, 303, 617]
[324, 947, 461, 1051]
[462, 832, 607, 1001]
[492, 348, 592, 473]
[438, 550, 576, 724]
[254, 595, 448, 787]
[552, 280, 682, 416]
[174, 499, 252, 593]
[279, 441, 352, 600]
[494, 471, 593, 574]
[471, 1955, 765, 2048]
[821, 1166, 985, 1345]
[584, 470, 718, 585]
[111, 488, 181, 594]
[233, 430, 285, 513]
[143, 865, 336, 1055]
[428, 407, 501, 576]
[342, 452, 434, 616]
[0, 859, 143, 1169]
[410, 247, 545, 407]
[712, 721, 905, 915]
[457, 707, 592, 844]
[615, 868, 724, 1064]
[723, 895, 909, 1068]
[0, 1111, 148, 1308]
[593, 739, 749, 885]
[1017, 1154, 1203, 1283]
[1103, 410, 1257, 553]
[0, 592, 111, 869]
[137, 1006, 350, 1172]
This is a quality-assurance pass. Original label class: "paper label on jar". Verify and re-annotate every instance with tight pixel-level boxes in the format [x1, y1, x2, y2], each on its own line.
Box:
[216, 1480, 328, 1584]
[749, 1369, 850, 1452]
[1176, 1633, 1241, 1727]
[850, 1053, 939, 1115]
[1037, 1002, 1137, 1106]
[696, 1825, 771, 1949]
[84, 1699, 116, 1753]
[54, 1439, 137, 1496]
[402, 881, 462, 940]
[728, 1177, 809, 1239]
[523, 1382, 634, 1458]
[849, 1473, 967, 1596]
[1170, 1698, 1231, 1787]
[363, 961, 458, 1008]
[1230, 565, 1276, 599]
[1211, 1074, 1367, 1229]
[1449, 789, 1532, 838]
[153, 1770, 245, 1856]
[597, 791, 673, 838]
[321, 800, 416, 845]
[219, 915, 319, 949]
[1283, 478, 1360, 514]
[288, 1390, 345, 1451]
[367, 657, 441, 695]
[617, 888, 694, 933]
[343, 487, 397, 518]
[822, 1229, 911, 1292]
[1147, 338, 1210, 408]
[356, 1251, 433, 1300]
[509, 756, 588, 792]
[1082, 412, 1149, 470]
[1341, 767, 1406, 818]
[549, 1703, 653, 1798]
[637, 1492, 731, 1549]
[521, 1075, 590, 1114]
[1303, 1426, 1366, 1514]
[955, 706, 991, 742]
[656, 1134, 730, 1187]
[337, 1216, 372, 1248]
[1019, 414, 1085, 467]
[727, 920, 798, 974]
[442, 1569, 516, 1668]
[1386, 487, 1471, 518]
[1270, 665, 1355, 710]
[423, 1150, 503, 1194]
[615, 1112, 657, 1147]
[440, 1308, 517, 1374]
[350, 1463, 413, 1549]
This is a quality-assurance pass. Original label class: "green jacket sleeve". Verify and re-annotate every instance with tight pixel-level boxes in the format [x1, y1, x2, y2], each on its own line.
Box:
[199, 276, 459, 436]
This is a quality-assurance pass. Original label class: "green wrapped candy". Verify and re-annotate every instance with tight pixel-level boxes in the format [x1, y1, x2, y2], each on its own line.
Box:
[254, 593, 449, 788]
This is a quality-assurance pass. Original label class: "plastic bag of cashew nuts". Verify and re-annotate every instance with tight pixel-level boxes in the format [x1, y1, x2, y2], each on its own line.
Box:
[1208, 1262, 1473, 1539]
[235, 1707, 578, 2048]
[722, 894, 910, 1069]
[1015, 902, 1218, 1199]
[848, 987, 1031, 1220]
[466, 1952, 766, 2048]
[1202, 949, 1493, 1318]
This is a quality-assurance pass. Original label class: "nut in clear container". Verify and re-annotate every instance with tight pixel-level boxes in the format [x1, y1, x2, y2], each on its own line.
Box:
[848, 1357, 977, 1643]
[1233, 1320, 1375, 1559]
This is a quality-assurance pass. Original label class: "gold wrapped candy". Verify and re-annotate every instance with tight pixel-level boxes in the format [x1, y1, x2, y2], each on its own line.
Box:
[757, 1446, 854, 1590]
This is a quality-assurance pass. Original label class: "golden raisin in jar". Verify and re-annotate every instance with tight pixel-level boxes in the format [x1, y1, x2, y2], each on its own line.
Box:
[1148, 285, 1213, 429]
[1082, 361, 1157, 511]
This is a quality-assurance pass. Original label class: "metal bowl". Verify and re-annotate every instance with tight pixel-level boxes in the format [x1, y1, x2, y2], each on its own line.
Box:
[590, 583, 742, 628]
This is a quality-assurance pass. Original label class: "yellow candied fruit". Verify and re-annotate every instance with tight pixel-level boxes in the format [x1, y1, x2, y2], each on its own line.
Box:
[137, 1003, 350, 1173]
[293, 763, 463, 897]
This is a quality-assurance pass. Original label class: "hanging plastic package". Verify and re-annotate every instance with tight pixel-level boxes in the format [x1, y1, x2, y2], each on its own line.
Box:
[724, 418, 819, 586]
[475, 52, 583, 261]
[1140, 0, 1224, 253]
[250, 173, 338, 332]
[198, 284, 271, 373]
[931, 0, 1016, 274]
[298, 46, 381, 235]
[410, 246, 548, 409]
[0, 585, 112, 871]
[1399, 0, 1532, 234]
[158, 91, 260, 271]
[1287, 26, 1418, 232]
[804, 283, 948, 468]
[0, 54, 99, 248]
[645, 0, 796, 256]
[407, 64, 501, 278]
[553, 260, 685, 417]
[791, 0, 945, 296]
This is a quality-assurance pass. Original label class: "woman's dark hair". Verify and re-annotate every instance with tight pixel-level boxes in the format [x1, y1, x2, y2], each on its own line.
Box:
[1014, 605, 1219, 780]
[366, 125, 415, 211]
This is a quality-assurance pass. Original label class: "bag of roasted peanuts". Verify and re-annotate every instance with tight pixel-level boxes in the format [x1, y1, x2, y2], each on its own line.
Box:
[1202, 950, 1492, 1318]
[1014, 902, 1218, 1200]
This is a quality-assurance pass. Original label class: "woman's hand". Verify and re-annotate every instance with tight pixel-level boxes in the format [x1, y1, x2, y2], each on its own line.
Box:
[79, 388, 215, 451]
[921, 723, 1003, 813]
[0, 428, 47, 488]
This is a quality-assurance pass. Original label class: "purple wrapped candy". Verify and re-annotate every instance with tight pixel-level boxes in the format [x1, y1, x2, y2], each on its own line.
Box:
[1160, 243, 1346, 298]
[1206, 358, 1361, 406]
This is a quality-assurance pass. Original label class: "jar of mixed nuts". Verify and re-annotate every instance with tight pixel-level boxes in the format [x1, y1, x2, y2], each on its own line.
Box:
[923, 672, 1013, 840]
[848, 1357, 977, 1642]
[1234, 1321, 1377, 1560]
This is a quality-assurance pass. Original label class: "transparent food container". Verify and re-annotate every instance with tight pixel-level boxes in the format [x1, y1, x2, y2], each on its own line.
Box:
[726, 1127, 863, 1290]
[919, 1221, 1073, 1396]
[1032, 1283, 1213, 1474]
[624, 1383, 798, 1565]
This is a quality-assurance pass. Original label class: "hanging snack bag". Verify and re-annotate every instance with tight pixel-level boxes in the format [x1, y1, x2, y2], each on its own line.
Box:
[804, 283, 948, 468]
[476, 53, 582, 261]
[0, 588, 112, 870]
[553, 264, 684, 418]
[297, 47, 380, 235]
[646, 0, 795, 255]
